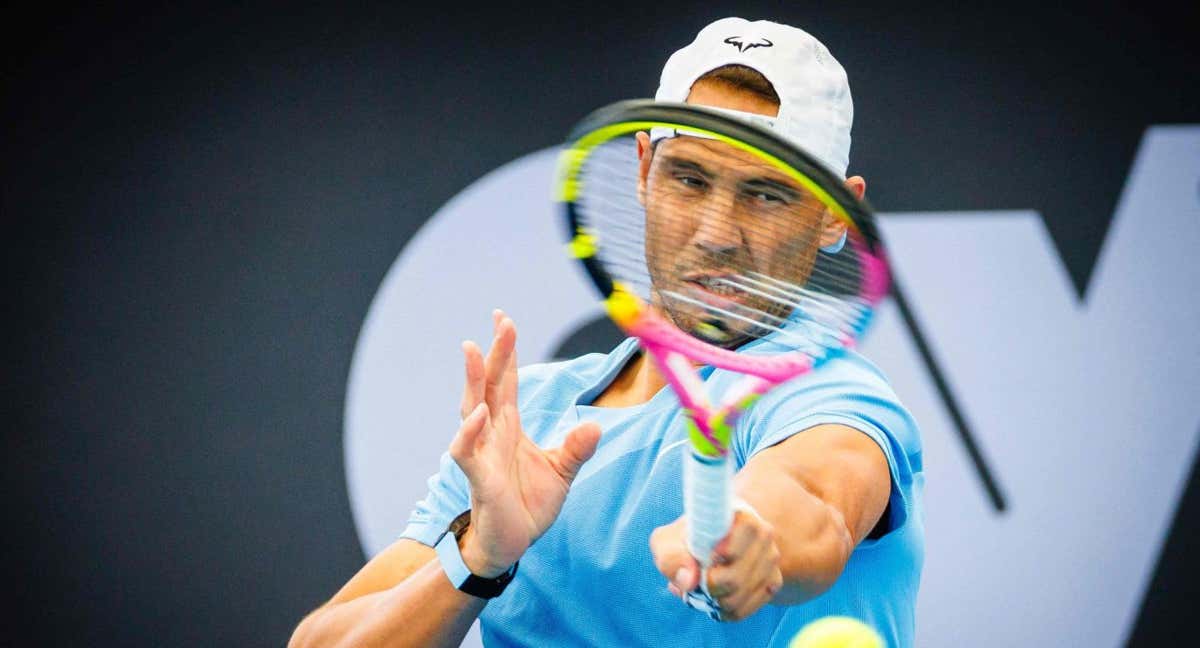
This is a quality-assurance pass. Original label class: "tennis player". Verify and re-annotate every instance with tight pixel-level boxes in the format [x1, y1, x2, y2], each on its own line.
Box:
[290, 17, 923, 648]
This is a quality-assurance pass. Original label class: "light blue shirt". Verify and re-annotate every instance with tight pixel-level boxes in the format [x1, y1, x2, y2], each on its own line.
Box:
[402, 337, 924, 647]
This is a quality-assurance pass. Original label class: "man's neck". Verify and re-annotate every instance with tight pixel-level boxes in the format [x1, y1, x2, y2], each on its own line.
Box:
[590, 351, 668, 408]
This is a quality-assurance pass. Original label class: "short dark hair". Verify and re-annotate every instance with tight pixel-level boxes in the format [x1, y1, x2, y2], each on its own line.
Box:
[693, 64, 780, 105]
[647, 65, 781, 155]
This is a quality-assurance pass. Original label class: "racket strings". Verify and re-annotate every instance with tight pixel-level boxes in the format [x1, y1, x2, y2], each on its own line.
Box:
[576, 133, 875, 352]
[704, 276, 871, 342]
[657, 289, 842, 357]
[661, 269, 867, 335]
[724, 272, 871, 322]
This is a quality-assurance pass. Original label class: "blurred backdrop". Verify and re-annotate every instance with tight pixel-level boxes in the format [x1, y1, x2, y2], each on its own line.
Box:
[5, 3, 1198, 646]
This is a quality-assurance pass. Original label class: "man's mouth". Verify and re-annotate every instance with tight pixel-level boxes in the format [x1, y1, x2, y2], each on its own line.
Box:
[681, 273, 747, 308]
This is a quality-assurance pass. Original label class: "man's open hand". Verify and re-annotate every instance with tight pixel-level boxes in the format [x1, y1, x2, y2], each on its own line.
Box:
[449, 310, 602, 577]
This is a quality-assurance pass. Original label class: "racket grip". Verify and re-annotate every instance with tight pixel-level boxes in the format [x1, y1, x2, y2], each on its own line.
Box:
[684, 448, 734, 566]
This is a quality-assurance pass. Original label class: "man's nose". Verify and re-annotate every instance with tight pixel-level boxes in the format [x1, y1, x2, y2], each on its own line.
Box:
[691, 191, 742, 256]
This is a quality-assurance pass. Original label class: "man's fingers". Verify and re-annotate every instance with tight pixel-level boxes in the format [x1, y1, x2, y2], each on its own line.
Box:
[702, 514, 768, 600]
[500, 318, 520, 408]
[548, 421, 601, 484]
[713, 511, 774, 565]
[459, 341, 485, 419]
[708, 553, 776, 616]
[705, 562, 739, 600]
[483, 313, 517, 413]
[649, 521, 700, 592]
[717, 567, 782, 622]
[705, 514, 782, 621]
[449, 402, 489, 469]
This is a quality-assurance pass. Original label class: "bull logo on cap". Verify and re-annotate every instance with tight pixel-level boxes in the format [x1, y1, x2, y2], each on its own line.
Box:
[723, 36, 773, 53]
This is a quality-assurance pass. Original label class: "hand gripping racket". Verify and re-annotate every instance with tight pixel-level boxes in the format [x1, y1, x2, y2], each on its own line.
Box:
[555, 100, 889, 617]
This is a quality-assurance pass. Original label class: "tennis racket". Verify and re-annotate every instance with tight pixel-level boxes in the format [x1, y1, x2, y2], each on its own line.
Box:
[555, 99, 889, 616]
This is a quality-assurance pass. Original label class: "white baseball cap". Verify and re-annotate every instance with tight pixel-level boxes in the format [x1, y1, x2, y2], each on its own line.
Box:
[654, 17, 854, 179]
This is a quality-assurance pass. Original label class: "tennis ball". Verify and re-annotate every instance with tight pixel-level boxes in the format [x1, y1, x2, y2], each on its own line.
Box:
[788, 616, 885, 648]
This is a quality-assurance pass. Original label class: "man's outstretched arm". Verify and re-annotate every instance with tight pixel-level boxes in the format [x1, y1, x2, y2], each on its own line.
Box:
[651, 422, 891, 621]
[289, 540, 482, 648]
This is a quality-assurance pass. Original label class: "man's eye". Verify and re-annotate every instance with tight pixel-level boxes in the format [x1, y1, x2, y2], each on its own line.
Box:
[750, 190, 788, 204]
[676, 175, 707, 188]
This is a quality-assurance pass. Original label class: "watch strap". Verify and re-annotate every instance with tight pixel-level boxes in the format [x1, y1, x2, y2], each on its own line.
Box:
[434, 514, 518, 599]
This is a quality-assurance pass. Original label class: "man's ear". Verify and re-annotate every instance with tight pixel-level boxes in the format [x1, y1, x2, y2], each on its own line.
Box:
[845, 175, 866, 200]
[636, 131, 652, 206]
[818, 176, 866, 248]
[819, 210, 848, 248]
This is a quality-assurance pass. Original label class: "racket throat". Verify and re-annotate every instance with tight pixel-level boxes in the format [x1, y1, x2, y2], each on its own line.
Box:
[682, 412, 726, 456]
[682, 396, 758, 456]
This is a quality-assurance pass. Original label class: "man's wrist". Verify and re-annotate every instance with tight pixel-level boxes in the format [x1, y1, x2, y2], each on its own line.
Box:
[435, 512, 519, 599]
[458, 525, 513, 579]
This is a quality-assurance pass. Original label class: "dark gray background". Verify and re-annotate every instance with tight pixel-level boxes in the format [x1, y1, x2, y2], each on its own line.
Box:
[5, 2, 1197, 646]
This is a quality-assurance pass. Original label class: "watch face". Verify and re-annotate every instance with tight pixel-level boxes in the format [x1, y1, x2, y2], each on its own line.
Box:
[449, 510, 472, 541]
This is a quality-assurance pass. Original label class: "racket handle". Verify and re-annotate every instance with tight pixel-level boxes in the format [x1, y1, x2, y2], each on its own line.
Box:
[684, 448, 734, 566]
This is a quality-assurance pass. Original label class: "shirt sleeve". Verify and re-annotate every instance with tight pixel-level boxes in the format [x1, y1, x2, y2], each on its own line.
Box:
[731, 354, 923, 534]
[399, 450, 472, 547]
[396, 360, 573, 547]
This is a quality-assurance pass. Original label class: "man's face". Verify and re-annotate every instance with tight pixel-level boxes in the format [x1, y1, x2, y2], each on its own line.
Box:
[637, 82, 841, 346]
